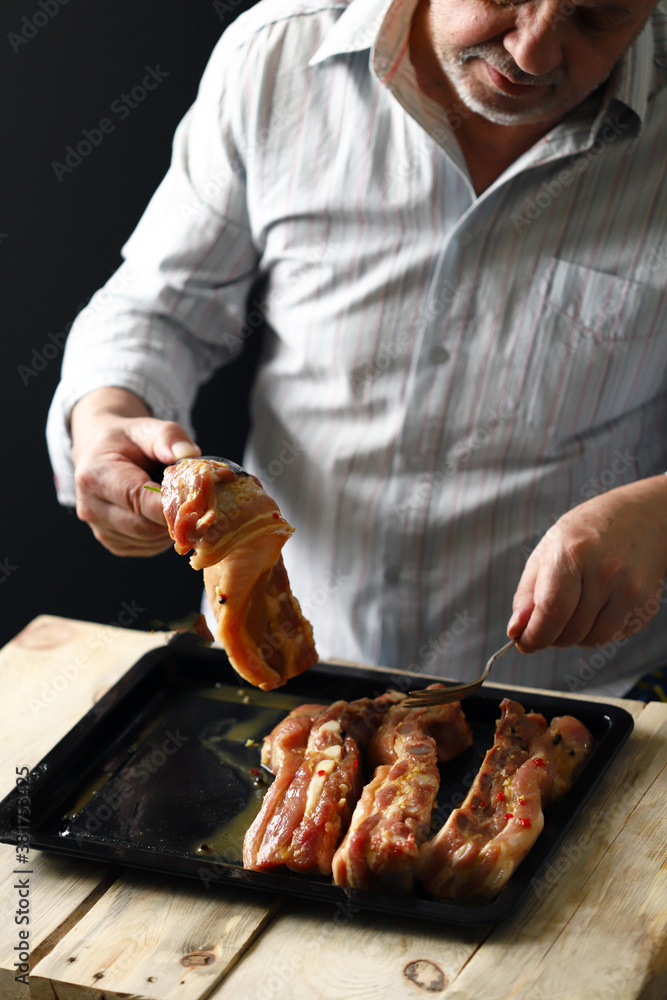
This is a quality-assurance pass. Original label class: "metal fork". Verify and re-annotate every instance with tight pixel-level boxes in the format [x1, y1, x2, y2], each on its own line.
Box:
[402, 639, 517, 707]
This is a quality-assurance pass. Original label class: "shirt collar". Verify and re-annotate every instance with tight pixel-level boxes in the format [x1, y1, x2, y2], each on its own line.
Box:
[309, 0, 397, 66]
[310, 0, 657, 135]
[593, 14, 655, 135]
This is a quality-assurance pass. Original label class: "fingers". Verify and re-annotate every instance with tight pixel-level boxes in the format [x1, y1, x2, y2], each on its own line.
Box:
[577, 577, 663, 646]
[123, 417, 200, 467]
[510, 544, 583, 652]
[72, 412, 201, 557]
[508, 477, 667, 654]
[507, 559, 537, 640]
[88, 516, 174, 557]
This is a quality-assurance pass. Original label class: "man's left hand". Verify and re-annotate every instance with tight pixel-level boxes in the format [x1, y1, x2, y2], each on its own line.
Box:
[508, 476, 667, 652]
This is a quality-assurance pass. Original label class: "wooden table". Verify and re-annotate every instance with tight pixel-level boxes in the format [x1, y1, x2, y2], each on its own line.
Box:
[1, 616, 665, 1000]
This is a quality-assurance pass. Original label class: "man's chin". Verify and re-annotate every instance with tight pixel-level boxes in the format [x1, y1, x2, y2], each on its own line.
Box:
[454, 84, 566, 127]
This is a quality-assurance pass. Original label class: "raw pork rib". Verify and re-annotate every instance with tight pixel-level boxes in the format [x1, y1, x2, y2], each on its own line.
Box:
[243, 693, 403, 875]
[332, 693, 473, 892]
[366, 694, 474, 772]
[161, 458, 317, 690]
[416, 698, 594, 898]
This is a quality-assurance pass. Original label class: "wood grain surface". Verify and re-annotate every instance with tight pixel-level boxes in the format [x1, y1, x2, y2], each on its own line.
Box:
[0, 617, 665, 1000]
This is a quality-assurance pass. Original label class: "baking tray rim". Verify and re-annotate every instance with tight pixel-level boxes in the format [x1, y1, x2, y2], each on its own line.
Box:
[0, 633, 636, 925]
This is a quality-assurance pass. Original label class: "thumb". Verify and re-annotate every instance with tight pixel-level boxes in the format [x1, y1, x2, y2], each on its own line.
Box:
[507, 558, 538, 643]
[125, 417, 201, 465]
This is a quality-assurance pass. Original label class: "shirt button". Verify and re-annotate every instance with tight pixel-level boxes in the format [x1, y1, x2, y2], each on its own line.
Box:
[429, 345, 450, 364]
[384, 566, 400, 585]
[457, 232, 472, 246]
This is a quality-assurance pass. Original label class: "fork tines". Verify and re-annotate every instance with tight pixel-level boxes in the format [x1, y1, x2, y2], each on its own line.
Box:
[403, 685, 469, 707]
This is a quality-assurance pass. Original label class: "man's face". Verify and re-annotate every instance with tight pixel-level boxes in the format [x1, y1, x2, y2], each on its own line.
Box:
[428, 0, 655, 125]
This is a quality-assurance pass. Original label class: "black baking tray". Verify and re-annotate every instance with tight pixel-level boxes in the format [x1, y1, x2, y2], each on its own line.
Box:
[0, 633, 634, 924]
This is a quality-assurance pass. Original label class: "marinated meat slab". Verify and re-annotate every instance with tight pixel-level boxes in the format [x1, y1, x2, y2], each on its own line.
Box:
[416, 698, 594, 898]
[243, 693, 404, 875]
[332, 694, 473, 892]
[161, 458, 317, 690]
[367, 694, 474, 770]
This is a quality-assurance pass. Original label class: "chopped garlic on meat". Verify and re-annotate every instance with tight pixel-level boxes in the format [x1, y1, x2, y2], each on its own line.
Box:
[318, 720, 341, 734]
[304, 758, 336, 815]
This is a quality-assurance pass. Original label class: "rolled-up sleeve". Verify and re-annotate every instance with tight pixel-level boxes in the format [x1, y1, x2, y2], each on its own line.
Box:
[46, 18, 261, 505]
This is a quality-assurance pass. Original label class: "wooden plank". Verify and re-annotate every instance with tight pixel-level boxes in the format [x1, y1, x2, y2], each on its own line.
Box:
[0, 615, 170, 799]
[434, 700, 667, 1000]
[0, 617, 169, 999]
[209, 897, 489, 1000]
[30, 869, 282, 1000]
[0, 846, 118, 1000]
[0, 619, 659, 1000]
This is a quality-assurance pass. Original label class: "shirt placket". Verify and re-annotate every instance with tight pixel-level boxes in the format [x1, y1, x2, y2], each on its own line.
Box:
[377, 210, 483, 666]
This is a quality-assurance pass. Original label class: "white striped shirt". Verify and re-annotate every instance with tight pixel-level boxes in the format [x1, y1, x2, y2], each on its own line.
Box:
[47, 0, 667, 696]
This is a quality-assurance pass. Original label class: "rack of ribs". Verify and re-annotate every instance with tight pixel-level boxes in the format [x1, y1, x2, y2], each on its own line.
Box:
[243, 692, 405, 875]
[331, 692, 473, 892]
[416, 698, 594, 898]
[161, 458, 318, 690]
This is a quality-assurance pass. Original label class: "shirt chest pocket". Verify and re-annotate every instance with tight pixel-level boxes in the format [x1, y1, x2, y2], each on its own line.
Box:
[513, 256, 666, 450]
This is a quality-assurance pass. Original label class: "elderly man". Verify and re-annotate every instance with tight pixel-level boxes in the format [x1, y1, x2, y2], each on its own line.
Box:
[48, 0, 667, 696]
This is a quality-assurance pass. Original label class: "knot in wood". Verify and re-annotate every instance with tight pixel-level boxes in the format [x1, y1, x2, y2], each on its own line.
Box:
[180, 950, 216, 967]
[404, 959, 447, 992]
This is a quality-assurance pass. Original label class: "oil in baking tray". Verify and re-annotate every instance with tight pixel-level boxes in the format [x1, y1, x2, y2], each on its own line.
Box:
[64, 685, 309, 863]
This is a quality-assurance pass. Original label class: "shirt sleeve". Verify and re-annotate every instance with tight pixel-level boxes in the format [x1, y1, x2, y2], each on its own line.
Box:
[46, 17, 261, 505]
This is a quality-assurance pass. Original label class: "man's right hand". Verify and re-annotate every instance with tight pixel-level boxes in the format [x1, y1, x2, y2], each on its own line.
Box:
[71, 387, 200, 556]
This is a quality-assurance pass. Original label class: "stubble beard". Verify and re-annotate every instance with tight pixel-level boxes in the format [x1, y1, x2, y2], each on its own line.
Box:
[442, 44, 602, 126]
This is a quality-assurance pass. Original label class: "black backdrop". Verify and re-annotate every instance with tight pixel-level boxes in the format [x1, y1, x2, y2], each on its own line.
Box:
[1, 0, 260, 648]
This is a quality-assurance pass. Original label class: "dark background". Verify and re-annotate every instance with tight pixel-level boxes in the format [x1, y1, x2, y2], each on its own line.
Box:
[1, 0, 260, 648]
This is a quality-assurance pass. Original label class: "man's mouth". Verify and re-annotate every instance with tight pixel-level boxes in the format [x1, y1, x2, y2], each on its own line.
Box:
[484, 62, 545, 96]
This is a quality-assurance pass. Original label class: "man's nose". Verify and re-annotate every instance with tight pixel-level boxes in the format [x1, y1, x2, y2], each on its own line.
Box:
[502, 2, 565, 77]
